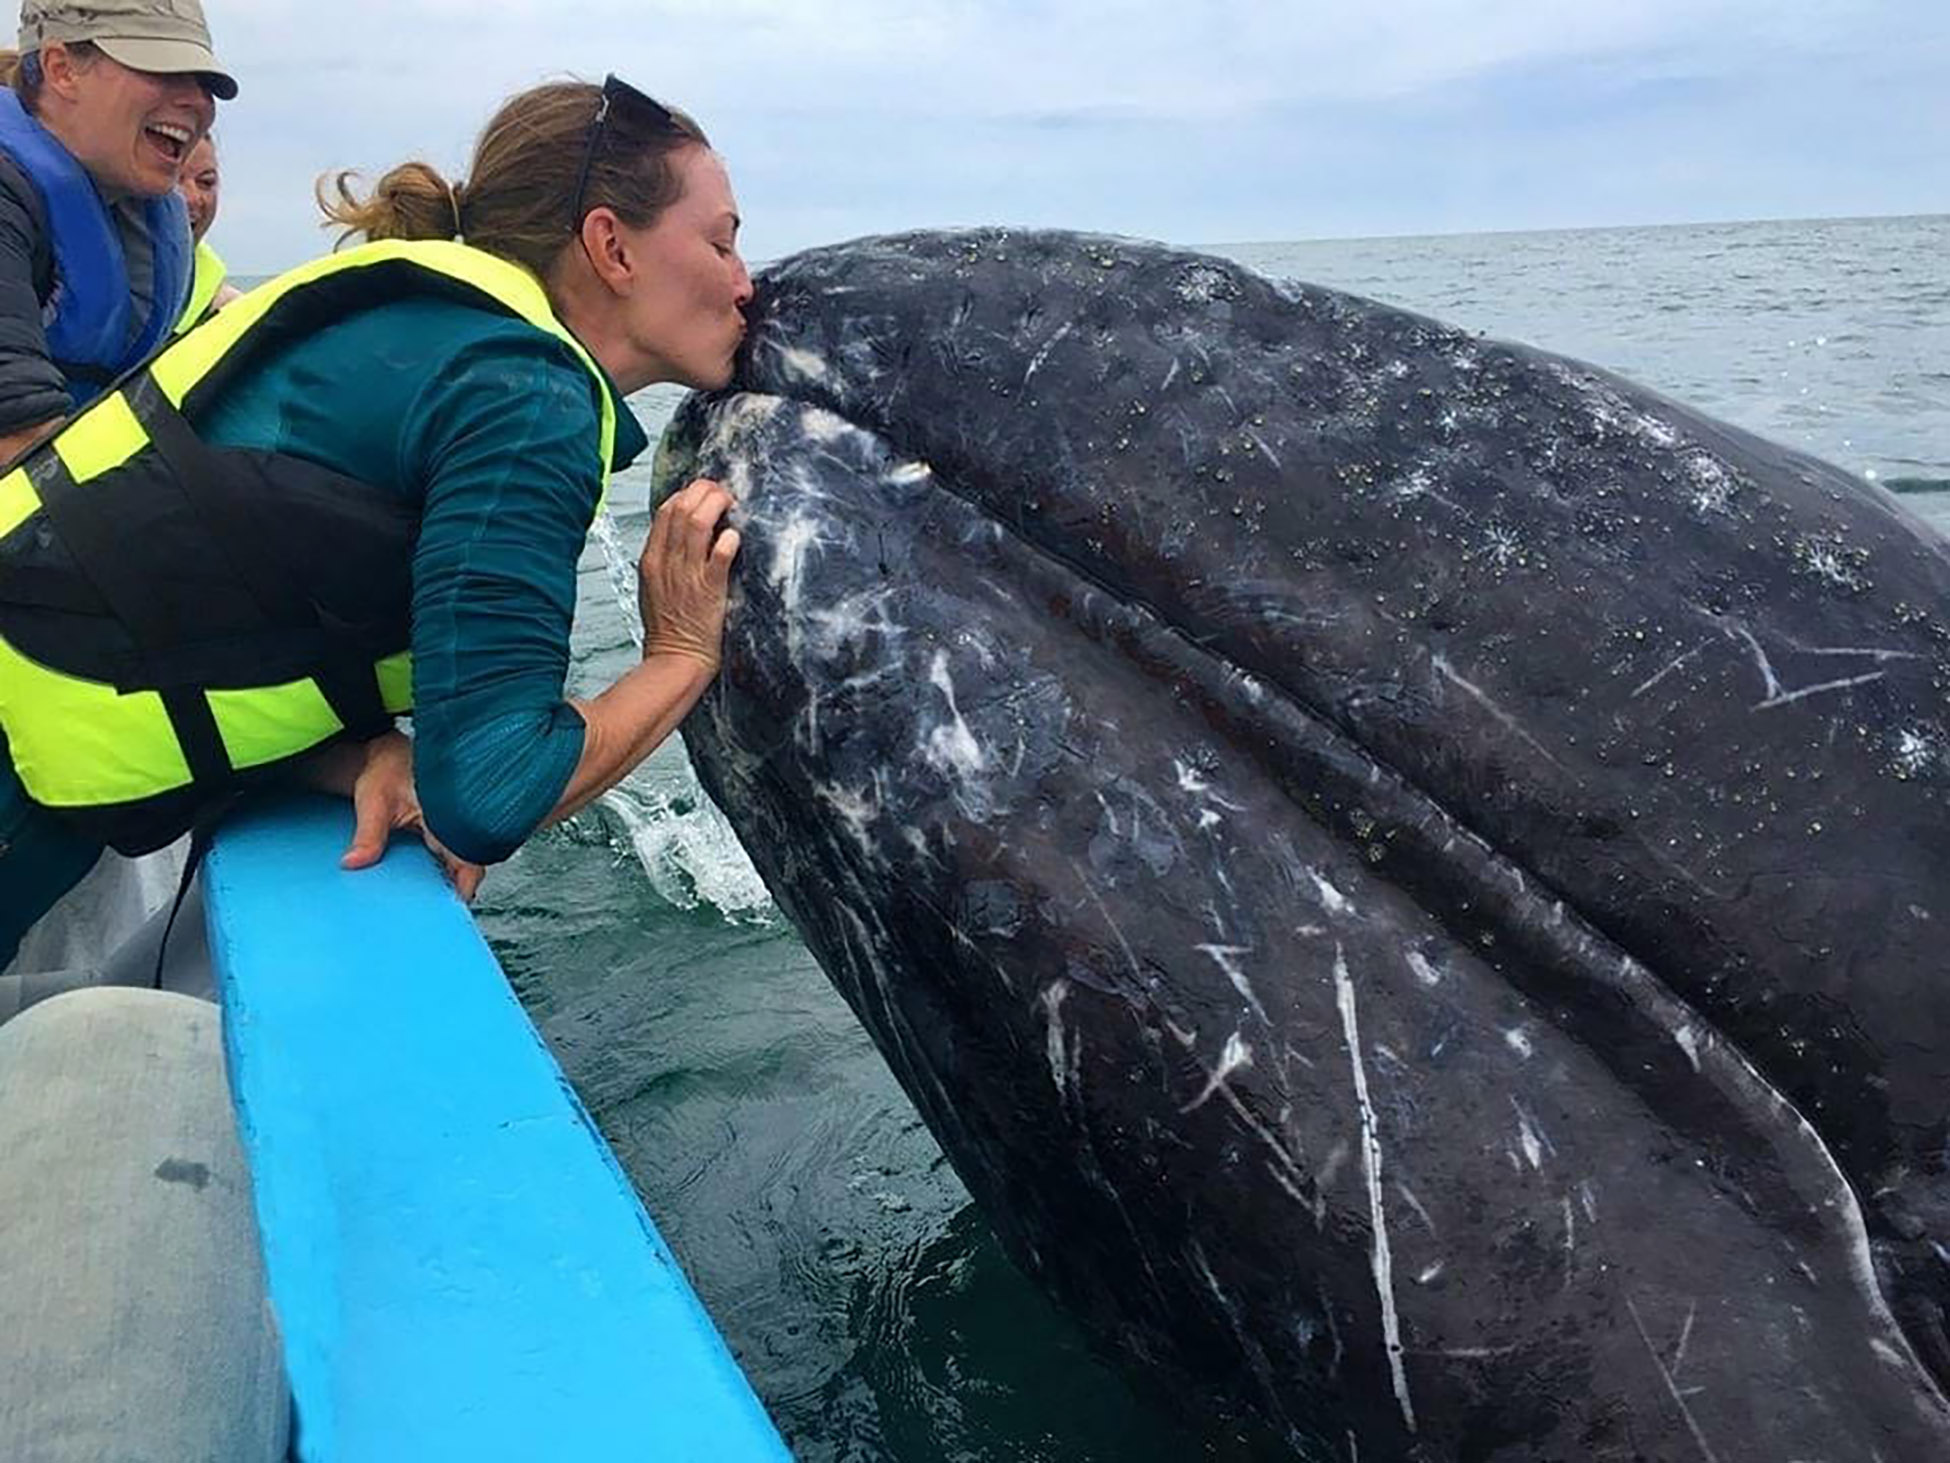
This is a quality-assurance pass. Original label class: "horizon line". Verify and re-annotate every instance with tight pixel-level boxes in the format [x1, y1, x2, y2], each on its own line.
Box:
[1196, 207, 1947, 252]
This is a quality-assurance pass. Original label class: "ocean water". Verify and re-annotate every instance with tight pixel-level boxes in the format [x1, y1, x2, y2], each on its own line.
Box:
[481, 213, 1950, 1460]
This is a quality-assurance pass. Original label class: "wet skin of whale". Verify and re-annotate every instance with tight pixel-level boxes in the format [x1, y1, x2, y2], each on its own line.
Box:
[655, 229, 1950, 1459]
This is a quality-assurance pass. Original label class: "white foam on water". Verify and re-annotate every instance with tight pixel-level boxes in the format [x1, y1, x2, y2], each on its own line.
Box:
[601, 748, 776, 924]
[588, 508, 773, 921]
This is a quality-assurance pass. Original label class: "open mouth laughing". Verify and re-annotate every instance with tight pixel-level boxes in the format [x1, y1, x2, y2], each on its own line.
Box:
[144, 120, 196, 167]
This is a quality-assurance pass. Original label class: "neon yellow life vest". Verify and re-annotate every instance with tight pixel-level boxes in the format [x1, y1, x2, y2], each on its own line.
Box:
[173, 239, 228, 335]
[0, 238, 618, 853]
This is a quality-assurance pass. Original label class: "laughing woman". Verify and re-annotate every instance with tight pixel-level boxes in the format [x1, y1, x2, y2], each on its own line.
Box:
[0, 0, 232, 461]
[0, 0, 233, 985]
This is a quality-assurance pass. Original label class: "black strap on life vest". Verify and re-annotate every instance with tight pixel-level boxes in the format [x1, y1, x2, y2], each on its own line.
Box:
[150, 811, 222, 989]
[33, 439, 241, 792]
[126, 371, 394, 739]
[127, 370, 318, 630]
[22, 368, 408, 755]
[26, 440, 184, 658]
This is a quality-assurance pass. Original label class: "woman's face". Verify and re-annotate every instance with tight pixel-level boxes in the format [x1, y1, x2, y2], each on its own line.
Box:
[42, 46, 215, 198]
[178, 137, 220, 241]
[620, 146, 753, 391]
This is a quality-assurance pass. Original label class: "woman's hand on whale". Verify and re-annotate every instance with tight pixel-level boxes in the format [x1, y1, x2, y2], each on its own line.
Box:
[640, 476, 741, 669]
[547, 478, 741, 824]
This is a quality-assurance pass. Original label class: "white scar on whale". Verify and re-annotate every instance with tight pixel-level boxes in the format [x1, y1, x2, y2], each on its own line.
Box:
[1335, 946, 1415, 1434]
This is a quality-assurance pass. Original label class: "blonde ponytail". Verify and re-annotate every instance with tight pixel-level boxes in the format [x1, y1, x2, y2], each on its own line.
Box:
[318, 161, 467, 247]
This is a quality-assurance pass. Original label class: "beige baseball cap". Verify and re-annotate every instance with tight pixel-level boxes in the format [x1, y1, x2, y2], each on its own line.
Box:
[19, 0, 239, 100]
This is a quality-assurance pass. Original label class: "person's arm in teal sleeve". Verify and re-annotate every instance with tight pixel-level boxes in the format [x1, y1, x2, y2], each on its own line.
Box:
[404, 332, 602, 865]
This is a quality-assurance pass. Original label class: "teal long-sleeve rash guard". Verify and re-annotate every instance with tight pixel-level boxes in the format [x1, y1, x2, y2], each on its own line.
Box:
[197, 295, 651, 866]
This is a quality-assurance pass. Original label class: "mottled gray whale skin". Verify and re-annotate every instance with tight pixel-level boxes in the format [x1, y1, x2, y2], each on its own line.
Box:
[656, 229, 1950, 1459]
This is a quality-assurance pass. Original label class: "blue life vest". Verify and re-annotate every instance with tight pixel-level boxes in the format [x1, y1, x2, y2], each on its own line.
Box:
[0, 89, 192, 408]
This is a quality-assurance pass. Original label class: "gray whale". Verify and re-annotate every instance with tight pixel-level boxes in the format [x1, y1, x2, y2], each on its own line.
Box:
[656, 228, 1950, 1459]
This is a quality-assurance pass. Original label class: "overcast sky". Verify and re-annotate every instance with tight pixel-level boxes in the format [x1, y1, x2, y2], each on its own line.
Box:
[202, 0, 1944, 272]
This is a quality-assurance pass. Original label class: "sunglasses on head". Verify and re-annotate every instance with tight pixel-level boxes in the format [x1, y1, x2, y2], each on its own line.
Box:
[569, 73, 681, 230]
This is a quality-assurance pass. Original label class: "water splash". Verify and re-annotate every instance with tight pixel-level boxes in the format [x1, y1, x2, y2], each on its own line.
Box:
[590, 510, 645, 653]
[591, 506, 775, 923]
[600, 760, 776, 923]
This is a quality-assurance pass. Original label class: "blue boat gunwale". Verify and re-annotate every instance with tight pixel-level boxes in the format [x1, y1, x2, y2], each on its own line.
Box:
[205, 794, 790, 1461]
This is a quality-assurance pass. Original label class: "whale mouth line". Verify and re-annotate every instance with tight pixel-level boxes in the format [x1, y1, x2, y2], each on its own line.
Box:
[710, 375, 1653, 962]
[685, 377, 1868, 1251]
